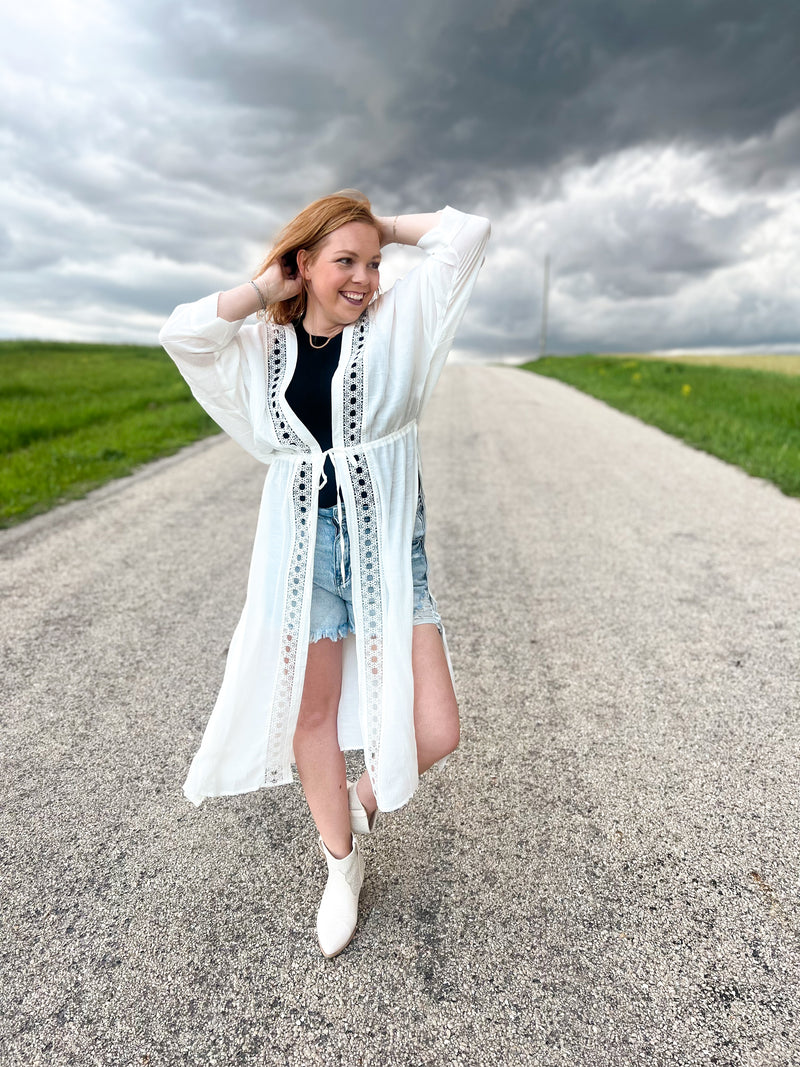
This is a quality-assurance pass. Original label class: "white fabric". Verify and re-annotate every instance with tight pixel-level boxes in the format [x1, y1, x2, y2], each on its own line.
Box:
[159, 206, 490, 811]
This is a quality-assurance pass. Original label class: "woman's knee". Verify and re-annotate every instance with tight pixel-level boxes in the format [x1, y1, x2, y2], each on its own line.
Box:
[296, 637, 343, 737]
[417, 706, 460, 766]
[436, 715, 460, 759]
[295, 694, 339, 735]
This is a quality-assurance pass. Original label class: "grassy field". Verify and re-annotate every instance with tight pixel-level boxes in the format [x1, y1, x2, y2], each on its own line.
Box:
[1, 340, 219, 527]
[521, 354, 800, 498]
[611, 353, 800, 376]
[4, 341, 798, 528]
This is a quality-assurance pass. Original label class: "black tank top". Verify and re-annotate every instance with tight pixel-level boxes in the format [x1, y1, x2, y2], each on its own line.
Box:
[284, 320, 343, 508]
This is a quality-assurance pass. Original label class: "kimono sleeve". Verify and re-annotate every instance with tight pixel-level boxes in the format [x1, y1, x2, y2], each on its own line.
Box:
[159, 293, 274, 462]
[385, 207, 490, 398]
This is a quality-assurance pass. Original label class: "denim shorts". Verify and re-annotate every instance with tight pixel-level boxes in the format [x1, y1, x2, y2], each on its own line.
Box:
[308, 496, 442, 643]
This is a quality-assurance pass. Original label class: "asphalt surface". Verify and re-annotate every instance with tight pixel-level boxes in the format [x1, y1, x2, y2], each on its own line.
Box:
[2, 366, 799, 1067]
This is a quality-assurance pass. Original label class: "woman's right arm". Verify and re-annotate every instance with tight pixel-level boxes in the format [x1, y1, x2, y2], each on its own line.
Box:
[158, 295, 264, 458]
[216, 259, 302, 321]
[158, 258, 298, 461]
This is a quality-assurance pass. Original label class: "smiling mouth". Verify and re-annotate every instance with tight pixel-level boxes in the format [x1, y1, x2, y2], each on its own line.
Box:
[340, 291, 366, 305]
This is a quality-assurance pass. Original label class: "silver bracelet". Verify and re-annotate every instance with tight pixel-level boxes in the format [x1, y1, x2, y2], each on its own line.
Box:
[249, 279, 267, 312]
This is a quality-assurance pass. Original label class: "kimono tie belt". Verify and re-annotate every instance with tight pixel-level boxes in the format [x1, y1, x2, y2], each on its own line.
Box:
[311, 422, 418, 587]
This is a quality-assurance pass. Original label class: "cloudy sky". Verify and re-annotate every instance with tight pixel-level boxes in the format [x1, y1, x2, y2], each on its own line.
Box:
[2, 0, 799, 356]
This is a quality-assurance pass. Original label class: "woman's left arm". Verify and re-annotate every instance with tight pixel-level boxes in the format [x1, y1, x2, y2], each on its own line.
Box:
[376, 213, 443, 248]
[381, 207, 490, 329]
[375, 207, 490, 404]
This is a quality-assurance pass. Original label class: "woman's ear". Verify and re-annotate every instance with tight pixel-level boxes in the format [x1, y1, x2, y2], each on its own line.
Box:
[296, 249, 311, 279]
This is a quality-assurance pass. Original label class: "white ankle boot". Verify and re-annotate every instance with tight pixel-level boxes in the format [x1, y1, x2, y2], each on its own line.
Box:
[316, 836, 365, 959]
[347, 780, 378, 835]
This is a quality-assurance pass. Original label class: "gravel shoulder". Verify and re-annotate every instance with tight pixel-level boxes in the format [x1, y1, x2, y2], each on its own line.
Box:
[2, 366, 799, 1066]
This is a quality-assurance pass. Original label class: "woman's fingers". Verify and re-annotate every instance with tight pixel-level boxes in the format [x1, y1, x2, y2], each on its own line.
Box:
[256, 260, 303, 303]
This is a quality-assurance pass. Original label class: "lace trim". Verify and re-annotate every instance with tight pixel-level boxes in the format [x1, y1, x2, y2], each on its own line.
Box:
[341, 313, 384, 784]
[263, 314, 378, 784]
[342, 314, 370, 447]
[264, 323, 307, 452]
[265, 458, 314, 785]
[346, 450, 384, 783]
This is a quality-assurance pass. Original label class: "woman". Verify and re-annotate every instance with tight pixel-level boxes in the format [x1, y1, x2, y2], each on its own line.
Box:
[160, 190, 490, 958]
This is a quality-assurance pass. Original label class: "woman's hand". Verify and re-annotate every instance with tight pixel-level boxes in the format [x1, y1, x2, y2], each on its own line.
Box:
[254, 257, 303, 304]
[217, 255, 302, 322]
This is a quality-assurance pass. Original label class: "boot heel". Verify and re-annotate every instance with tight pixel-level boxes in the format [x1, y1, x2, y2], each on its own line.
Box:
[347, 780, 378, 835]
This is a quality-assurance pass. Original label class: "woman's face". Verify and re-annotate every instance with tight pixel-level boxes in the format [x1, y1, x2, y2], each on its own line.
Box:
[299, 222, 381, 334]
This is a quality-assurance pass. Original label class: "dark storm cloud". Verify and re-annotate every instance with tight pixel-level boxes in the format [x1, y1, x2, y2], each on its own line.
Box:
[384, 0, 799, 188]
[2, 0, 799, 349]
[134, 0, 800, 199]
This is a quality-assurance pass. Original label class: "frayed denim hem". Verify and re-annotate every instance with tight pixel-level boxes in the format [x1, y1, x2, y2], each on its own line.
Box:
[309, 623, 353, 644]
[413, 614, 444, 637]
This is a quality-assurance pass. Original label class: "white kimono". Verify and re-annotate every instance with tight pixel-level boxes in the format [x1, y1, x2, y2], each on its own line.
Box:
[159, 207, 490, 811]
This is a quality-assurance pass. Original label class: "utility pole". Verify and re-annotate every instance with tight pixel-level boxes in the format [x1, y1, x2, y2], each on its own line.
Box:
[539, 254, 550, 358]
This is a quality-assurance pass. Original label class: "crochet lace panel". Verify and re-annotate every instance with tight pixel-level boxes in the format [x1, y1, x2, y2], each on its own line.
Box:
[346, 451, 384, 782]
[265, 457, 314, 785]
[265, 323, 307, 452]
[342, 314, 369, 448]
[343, 313, 384, 784]
[263, 324, 312, 783]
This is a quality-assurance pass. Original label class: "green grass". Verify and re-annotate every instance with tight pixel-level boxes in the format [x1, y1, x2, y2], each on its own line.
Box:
[609, 353, 800, 376]
[521, 355, 800, 498]
[1, 340, 220, 527]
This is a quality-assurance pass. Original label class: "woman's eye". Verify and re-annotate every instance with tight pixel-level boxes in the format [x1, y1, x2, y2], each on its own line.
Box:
[338, 257, 352, 265]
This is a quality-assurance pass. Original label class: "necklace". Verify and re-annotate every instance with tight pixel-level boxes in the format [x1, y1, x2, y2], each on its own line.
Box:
[303, 318, 342, 349]
[308, 332, 332, 349]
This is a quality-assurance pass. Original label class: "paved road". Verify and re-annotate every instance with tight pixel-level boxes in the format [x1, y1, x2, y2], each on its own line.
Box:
[2, 366, 799, 1066]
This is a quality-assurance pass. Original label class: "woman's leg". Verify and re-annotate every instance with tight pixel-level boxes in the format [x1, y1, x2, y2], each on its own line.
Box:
[356, 622, 459, 814]
[293, 637, 353, 859]
[410, 622, 461, 771]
